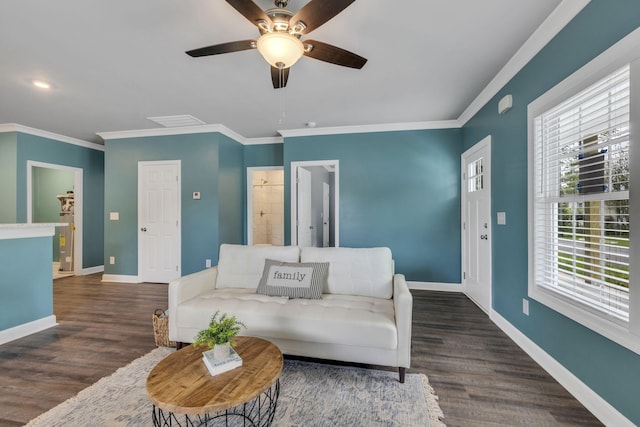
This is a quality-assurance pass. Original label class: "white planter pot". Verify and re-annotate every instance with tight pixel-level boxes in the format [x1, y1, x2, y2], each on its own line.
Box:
[213, 342, 230, 360]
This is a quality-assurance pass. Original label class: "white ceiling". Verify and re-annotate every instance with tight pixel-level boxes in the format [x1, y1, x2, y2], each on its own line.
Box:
[0, 0, 565, 144]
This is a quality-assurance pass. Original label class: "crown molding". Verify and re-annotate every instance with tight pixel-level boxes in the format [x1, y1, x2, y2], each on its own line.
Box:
[97, 124, 246, 145]
[243, 136, 284, 145]
[0, 123, 105, 151]
[457, 0, 590, 125]
[278, 120, 461, 138]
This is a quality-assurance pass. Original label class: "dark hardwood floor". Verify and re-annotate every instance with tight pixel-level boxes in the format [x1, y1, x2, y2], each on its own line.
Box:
[0, 274, 601, 426]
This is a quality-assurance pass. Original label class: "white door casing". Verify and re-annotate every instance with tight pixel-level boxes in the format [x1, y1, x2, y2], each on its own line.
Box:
[138, 161, 181, 283]
[297, 167, 313, 247]
[462, 136, 492, 313]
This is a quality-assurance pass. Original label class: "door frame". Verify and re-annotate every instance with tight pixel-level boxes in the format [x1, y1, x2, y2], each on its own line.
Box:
[26, 160, 83, 275]
[246, 166, 284, 245]
[461, 136, 492, 313]
[290, 160, 339, 247]
[137, 160, 181, 283]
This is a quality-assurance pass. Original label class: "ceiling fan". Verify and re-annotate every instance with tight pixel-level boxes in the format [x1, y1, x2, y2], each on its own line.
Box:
[186, 0, 367, 89]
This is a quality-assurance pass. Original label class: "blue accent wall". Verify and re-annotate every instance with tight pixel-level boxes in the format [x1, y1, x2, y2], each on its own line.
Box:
[15, 132, 105, 269]
[284, 129, 462, 283]
[0, 131, 105, 269]
[0, 236, 53, 330]
[244, 143, 284, 168]
[218, 135, 244, 247]
[103, 132, 243, 277]
[461, 1, 640, 423]
[0, 132, 17, 223]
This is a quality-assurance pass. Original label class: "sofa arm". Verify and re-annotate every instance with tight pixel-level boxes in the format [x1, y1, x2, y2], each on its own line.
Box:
[393, 273, 413, 369]
[168, 267, 218, 341]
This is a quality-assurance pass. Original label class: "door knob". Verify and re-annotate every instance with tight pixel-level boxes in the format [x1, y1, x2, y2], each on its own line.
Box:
[141, 227, 147, 232]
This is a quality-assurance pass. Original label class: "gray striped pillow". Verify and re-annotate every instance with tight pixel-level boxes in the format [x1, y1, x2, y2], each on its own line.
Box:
[256, 259, 329, 299]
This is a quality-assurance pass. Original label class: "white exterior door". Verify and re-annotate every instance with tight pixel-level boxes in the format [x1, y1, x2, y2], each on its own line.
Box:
[297, 167, 313, 247]
[138, 161, 181, 283]
[462, 137, 492, 313]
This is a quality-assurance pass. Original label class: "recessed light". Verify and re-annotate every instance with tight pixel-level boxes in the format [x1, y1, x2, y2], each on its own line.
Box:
[32, 80, 51, 89]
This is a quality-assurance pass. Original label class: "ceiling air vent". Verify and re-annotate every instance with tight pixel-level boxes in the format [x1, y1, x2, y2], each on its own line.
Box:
[147, 115, 206, 127]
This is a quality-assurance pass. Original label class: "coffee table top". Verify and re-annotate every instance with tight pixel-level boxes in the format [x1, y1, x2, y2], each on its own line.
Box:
[146, 336, 283, 415]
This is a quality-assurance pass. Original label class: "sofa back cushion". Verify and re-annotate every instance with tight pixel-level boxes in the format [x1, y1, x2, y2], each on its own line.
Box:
[217, 244, 301, 289]
[300, 247, 393, 299]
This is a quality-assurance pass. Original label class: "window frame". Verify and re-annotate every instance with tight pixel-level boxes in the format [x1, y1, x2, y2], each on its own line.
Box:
[528, 28, 640, 356]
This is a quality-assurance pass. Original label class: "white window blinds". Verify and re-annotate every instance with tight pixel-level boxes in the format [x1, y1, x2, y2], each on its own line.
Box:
[532, 65, 630, 322]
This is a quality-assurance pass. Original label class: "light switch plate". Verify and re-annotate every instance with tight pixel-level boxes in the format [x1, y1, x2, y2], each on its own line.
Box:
[109, 212, 119, 221]
[497, 212, 506, 225]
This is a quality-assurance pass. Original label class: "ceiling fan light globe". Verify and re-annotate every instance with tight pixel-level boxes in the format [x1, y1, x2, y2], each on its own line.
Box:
[256, 32, 304, 68]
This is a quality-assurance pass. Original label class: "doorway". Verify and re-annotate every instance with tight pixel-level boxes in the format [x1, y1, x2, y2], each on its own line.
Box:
[247, 167, 285, 246]
[138, 160, 181, 283]
[26, 161, 83, 278]
[461, 136, 492, 313]
[291, 160, 339, 247]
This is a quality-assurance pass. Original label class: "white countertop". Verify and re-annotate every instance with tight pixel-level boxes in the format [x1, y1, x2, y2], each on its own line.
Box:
[0, 223, 68, 240]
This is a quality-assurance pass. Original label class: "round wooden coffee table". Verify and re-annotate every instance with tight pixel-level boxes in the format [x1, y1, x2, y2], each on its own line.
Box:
[146, 336, 283, 426]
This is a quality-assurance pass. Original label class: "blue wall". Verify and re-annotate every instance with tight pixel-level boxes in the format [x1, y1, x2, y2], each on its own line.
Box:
[0, 131, 105, 269]
[461, 1, 640, 423]
[0, 132, 17, 222]
[0, 236, 53, 330]
[284, 129, 462, 283]
[103, 132, 244, 277]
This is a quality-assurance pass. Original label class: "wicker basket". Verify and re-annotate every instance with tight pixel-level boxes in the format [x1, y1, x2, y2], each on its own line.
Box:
[153, 309, 176, 347]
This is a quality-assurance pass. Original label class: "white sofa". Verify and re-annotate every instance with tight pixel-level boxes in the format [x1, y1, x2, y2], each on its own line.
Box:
[168, 244, 413, 382]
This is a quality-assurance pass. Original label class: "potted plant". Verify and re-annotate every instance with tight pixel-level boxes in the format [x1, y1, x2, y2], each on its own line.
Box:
[193, 311, 245, 359]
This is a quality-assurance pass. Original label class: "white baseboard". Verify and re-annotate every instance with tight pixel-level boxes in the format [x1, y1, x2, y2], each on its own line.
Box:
[0, 315, 57, 346]
[407, 281, 463, 292]
[80, 265, 104, 275]
[101, 274, 140, 283]
[490, 310, 633, 427]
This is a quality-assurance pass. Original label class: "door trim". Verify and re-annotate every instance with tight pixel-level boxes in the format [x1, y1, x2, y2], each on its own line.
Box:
[26, 160, 83, 275]
[290, 160, 339, 247]
[137, 160, 181, 283]
[461, 136, 492, 313]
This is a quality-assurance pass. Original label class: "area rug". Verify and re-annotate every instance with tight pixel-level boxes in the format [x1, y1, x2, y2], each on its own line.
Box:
[26, 347, 445, 427]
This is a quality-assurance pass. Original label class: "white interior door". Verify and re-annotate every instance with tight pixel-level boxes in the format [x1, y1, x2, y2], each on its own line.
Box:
[322, 182, 330, 247]
[297, 167, 312, 247]
[138, 161, 181, 283]
[462, 137, 492, 313]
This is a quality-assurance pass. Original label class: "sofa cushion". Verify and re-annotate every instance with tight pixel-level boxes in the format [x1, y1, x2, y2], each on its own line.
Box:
[216, 244, 300, 289]
[300, 247, 393, 299]
[176, 288, 397, 349]
[256, 259, 328, 299]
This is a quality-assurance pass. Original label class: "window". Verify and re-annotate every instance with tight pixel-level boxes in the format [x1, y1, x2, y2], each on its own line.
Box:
[467, 158, 484, 192]
[528, 32, 640, 355]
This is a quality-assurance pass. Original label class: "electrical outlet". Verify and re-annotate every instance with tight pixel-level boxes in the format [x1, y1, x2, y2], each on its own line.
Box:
[109, 256, 115, 265]
[206, 259, 211, 268]
[522, 298, 529, 316]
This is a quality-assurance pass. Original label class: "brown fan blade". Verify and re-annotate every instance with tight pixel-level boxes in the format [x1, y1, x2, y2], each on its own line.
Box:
[290, 0, 355, 34]
[226, 0, 273, 28]
[186, 40, 256, 57]
[303, 40, 367, 69]
[271, 66, 290, 89]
